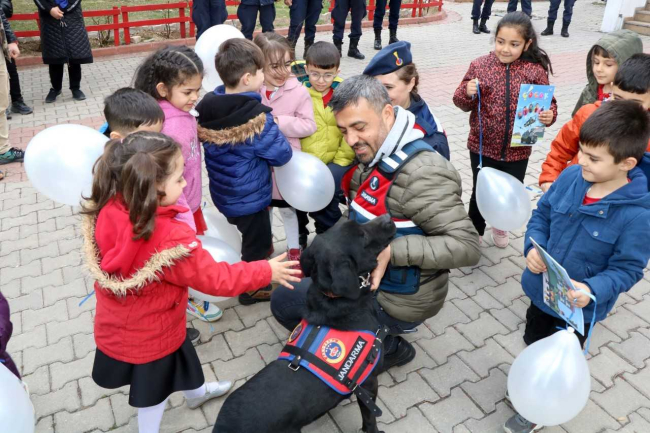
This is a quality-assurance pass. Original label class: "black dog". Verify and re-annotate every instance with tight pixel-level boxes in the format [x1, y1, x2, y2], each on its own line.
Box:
[214, 215, 396, 433]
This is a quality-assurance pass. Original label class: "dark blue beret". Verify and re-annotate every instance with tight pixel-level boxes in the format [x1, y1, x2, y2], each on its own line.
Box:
[363, 41, 413, 76]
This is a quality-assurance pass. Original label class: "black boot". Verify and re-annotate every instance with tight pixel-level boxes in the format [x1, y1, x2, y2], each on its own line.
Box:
[374, 28, 382, 50]
[378, 336, 416, 373]
[333, 39, 343, 56]
[479, 18, 490, 34]
[303, 39, 314, 59]
[561, 21, 570, 37]
[389, 29, 398, 44]
[347, 38, 365, 60]
[472, 19, 480, 34]
[288, 38, 297, 59]
[541, 20, 554, 36]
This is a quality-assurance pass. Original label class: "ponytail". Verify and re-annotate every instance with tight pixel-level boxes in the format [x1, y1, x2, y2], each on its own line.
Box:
[82, 131, 181, 241]
[496, 12, 554, 75]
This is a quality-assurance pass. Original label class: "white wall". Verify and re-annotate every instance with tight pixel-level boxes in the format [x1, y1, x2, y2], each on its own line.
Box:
[601, 0, 647, 32]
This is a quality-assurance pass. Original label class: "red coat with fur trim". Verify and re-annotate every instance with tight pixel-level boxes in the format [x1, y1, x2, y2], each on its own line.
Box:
[453, 52, 558, 162]
[84, 197, 272, 364]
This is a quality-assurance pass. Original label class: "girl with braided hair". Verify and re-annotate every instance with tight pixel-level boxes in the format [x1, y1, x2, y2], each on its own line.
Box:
[134, 46, 226, 324]
[84, 132, 300, 433]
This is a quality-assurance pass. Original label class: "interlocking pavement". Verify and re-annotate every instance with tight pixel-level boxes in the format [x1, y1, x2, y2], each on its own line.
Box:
[2, 2, 650, 432]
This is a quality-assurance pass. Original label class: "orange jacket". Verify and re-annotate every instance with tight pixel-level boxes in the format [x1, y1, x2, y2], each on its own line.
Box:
[539, 102, 650, 186]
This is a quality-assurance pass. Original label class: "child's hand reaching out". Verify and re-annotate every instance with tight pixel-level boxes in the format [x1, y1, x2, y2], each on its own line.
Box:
[568, 280, 592, 308]
[538, 110, 553, 126]
[526, 248, 547, 274]
[268, 253, 301, 289]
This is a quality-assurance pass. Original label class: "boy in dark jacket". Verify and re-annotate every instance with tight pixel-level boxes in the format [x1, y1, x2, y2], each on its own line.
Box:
[197, 38, 292, 305]
[504, 100, 650, 433]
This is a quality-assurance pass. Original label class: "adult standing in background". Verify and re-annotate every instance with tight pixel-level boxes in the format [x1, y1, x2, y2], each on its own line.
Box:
[507, 0, 532, 18]
[193, 0, 228, 40]
[285, 0, 322, 59]
[34, 0, 93, 103]
[1, 0, 32, 119]
[237, 0, 276, 40]
[471, 0, 494, 34]
[331, 0, 366, 60]
[372, 0, 400, 50]
[540, 0, 576, 37]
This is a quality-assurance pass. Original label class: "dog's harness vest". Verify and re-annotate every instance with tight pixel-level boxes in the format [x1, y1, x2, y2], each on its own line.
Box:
[342, 140, 435, 295]
[279, 319, 388, 416]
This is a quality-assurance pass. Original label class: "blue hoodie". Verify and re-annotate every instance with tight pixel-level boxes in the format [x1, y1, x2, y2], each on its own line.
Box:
[522, 154, 650, 322]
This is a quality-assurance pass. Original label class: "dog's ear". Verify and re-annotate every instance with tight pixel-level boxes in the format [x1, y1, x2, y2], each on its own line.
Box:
[300, 246, 316, 278]
[329, 261, 361, 299]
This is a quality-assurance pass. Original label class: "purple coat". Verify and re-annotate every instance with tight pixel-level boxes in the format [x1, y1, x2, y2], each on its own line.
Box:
[0, 291, 20, 379]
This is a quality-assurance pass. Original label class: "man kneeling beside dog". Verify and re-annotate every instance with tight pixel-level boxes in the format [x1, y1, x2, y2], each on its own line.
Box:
[215, 75, 480, 433]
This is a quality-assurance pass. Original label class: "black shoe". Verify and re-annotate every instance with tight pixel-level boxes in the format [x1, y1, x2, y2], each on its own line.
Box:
[561, 22, 570, 37]
[303, 39, 314, 59]
[238, 285, 276, 305]
[347, 39, 365, 60]
[72, 89, 86, 101]
[187, 327, 200, 345]
[10, 100, 33, 115]
[333, 39, 343, 56]
[472, 19, 480, 34]
[388, 29, 398, 44]
[45, 88, 61, 103]
[379, 336, 416, 373]
[5, 110, 11, 120]
[374, 29, 382, 50]
[541, 20, 555, 36]
[479, 19, 490, 34]
[0, 147, 25, 165]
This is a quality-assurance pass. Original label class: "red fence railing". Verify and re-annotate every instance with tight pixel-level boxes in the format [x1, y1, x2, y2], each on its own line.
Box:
[10, 0, 442, 46]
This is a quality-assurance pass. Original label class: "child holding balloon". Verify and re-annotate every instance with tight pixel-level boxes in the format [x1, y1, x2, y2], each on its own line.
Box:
[505, 101, 650, 433]
[133, 46, 224, 323]
[83, 131, 299, 433]
[254, 32, 317, 275]
[453, 12, 557, 248]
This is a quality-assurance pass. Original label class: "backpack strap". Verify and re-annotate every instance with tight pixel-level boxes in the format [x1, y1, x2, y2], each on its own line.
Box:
[377, 140, 434, 180]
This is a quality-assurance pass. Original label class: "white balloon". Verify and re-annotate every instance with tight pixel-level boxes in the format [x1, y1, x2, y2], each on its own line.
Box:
[508, 329, 591, 426]
[203, 207, 242, 254]
[275, 152, 335, 212]
[476, 167, 531, 231]
[195, 25, 245, 92]
[0, 364, 35, 433]
[188, 235, 241, 303]
[25, 124, 107, 206]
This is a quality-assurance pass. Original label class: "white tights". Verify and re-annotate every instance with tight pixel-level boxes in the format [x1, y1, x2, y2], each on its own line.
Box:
[137, 384, 207, 433]
[270, 207, 300, 250]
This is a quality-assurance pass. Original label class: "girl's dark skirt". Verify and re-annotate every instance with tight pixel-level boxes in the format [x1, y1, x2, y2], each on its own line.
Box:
[92, 335, 204, 408]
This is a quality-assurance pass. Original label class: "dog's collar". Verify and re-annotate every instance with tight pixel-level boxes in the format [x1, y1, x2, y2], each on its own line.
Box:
[321, 272, 372, 299]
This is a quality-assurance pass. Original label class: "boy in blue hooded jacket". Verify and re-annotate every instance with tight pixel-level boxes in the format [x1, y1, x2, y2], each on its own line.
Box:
[504, 100, 650, 433]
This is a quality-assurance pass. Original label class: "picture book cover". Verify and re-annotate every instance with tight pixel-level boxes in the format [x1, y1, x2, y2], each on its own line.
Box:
[530, 238, 585, 335]
[511, 84, 555, 147]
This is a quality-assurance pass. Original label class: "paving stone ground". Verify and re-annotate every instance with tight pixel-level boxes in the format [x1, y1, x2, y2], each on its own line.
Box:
[2, 2, 650, 432]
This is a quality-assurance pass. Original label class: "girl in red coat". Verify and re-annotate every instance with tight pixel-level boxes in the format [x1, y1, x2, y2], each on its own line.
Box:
[453, 12, 558, 248]
[82, 131, 299, 433]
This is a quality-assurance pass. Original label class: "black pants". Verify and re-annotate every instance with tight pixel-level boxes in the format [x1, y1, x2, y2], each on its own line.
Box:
[193, 0, 228, 39]
[288, 0, 323, 43]
[468, 152, 529, 236]
[507, 0, 532, 16]
[6, 58, 23, 102]
[237, 4, 275, 40]
[373, 0, 401, 31]
[548, 0, 575, 24]
[49, 63, 82, 91]
[471, 0, 495, 20]
[524, 303, 590, 348]
[332, 0, 366, 41]
[227, 208, 273, 263]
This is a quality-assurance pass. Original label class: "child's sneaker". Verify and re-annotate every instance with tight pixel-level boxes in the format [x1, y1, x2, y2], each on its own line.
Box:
[503, 413, 543, 433]
[186, 381, 233, 409]
[187, 327, 201, 345]
[287, 248, 303, 278]
[492, 228, 510, 248]
[187, 298, 223, 322]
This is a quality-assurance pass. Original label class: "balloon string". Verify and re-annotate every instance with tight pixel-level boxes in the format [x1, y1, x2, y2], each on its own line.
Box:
[578, 289, 597, 355]
[79, 290, 95, 307]
[477, 80, 483, 169]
